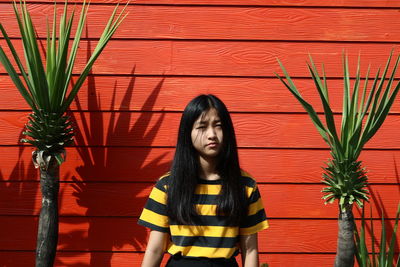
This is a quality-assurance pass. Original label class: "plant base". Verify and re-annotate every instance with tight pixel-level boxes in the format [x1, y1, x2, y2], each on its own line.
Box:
[35, 157, 60, 267]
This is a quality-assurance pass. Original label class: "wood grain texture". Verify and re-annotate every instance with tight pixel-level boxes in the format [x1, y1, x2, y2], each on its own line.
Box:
[1, 216, 398, 253]
[0, 0, 399, 7]
[1, 40, 400, 77]
[1, 0, 400, 264]
[0, 182, 398, 218]
[0, 251, 337, 267]
[4, 75, 400, 114]
[1, 4, 400, 41]
[2, 111, 400, 148]
[1, 147, 400, 183]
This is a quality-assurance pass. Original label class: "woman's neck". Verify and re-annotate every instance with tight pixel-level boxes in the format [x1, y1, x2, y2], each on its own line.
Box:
[198, 156, 220, 180]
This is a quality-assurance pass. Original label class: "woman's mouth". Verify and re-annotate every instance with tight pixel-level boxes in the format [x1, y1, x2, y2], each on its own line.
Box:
[207, 142, 218, 148]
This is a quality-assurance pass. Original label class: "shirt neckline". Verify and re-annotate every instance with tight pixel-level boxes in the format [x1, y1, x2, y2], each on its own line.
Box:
[197, 178, 222, 184]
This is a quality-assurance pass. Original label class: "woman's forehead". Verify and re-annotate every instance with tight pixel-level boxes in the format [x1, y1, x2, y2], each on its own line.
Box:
[195, 108, 220, 122]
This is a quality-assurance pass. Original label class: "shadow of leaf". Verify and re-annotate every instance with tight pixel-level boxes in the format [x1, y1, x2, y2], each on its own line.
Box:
[0, 133, 38, 266]
[55, 66, 170, 266]
[357, 157, 400, 261]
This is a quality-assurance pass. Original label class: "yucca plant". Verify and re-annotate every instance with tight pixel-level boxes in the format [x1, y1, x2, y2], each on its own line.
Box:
[355, 202, 400, 267]
[0, 1, 128, 266]
[276, 52, 400, 267]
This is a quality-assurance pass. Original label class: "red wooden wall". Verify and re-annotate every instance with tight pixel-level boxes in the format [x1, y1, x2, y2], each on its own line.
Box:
[1, 0, 400, 266]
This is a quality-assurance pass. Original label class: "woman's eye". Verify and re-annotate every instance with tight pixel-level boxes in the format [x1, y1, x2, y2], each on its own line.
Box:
[197, 126, 206, 129]
[215, 124, 222, 128]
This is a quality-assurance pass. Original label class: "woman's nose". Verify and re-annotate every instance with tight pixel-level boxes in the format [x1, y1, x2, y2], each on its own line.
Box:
[206, 127, 217, 139]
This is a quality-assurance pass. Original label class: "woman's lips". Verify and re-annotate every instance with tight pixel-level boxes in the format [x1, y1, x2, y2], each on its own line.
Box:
[207, 143, 218, 148]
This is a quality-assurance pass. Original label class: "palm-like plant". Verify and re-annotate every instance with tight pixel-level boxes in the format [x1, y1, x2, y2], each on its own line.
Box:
[276, 52, 400, 267]
[0, 1, 127, 266]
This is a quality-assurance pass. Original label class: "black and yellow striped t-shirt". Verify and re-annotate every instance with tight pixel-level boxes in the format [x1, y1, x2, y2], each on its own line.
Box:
[138, 173, 269, 259]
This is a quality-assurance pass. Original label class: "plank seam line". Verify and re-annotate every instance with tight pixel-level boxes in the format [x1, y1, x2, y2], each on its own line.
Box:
[0, 73, 396, 79]
[4, 109, 400, 116]
[0, 250, 339, 254]
[128, 251, 339, 255]
[3, 36, 400, 44]
[1, 215, 398, 220]
[1, 73, 397, 80]
[1, 181, 398, 186]
[3, 145, 400, 151]
[2, 1, 400, 9]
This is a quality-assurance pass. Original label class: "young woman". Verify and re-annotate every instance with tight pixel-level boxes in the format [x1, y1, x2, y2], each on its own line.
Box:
[138, 94, 269, 267]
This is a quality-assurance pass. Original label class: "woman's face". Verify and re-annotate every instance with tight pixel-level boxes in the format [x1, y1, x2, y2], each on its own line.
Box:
[191, 108, 223, 160]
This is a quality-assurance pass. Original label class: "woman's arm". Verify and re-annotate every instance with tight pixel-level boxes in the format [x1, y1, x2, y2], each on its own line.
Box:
[240, 233, 259, 267]
[141, 230, 169, 267]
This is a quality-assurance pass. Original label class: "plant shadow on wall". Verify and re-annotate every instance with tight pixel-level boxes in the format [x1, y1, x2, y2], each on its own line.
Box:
[0, 133, 38, 266]
[362, 158, 400, 252]
[354, 184, 400, 266]
[55, 66, 170, 266]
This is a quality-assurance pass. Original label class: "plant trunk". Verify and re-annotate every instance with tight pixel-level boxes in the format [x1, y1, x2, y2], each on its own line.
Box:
[335, 204, 355, 267]
[35, 157, 60, 267]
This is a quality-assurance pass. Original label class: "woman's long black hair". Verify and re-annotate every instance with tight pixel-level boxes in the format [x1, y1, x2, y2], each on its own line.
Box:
[166, 94, 247, 226]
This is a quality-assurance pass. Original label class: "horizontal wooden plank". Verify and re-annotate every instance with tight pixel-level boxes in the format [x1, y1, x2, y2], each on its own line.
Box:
[0, 39, 171, 76]
[1, 146, 400, 183]
[0, 0, 399, 8]
[0, 251, 341, 267]
[0, 252, 34, 267]
[2, 111, 400, 148]
[1, 4, 400, 41]
[1, 216, 398, 253]
[0, 251, 337, 267]
[0, 251, 171, 267]
[3, 75, 400, 114]
[0, 182, 398, 218]
[0, 40, 399, 77]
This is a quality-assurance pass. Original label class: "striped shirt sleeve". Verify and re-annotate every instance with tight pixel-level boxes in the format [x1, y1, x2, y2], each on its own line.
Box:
[138, 177, 170, 233]
[239, 180, 269, 235]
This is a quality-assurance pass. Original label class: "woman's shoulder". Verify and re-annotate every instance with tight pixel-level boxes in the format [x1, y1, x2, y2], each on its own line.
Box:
[153, 172, 171, 190]
[158, 172, 171, 181]
[240, 170, 257, 188]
